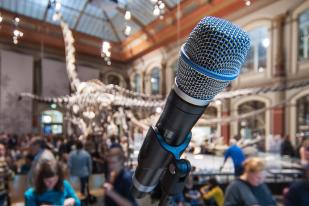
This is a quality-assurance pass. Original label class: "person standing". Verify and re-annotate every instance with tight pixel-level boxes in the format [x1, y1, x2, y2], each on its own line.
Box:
[220, 138, 245, 176]
[28, 137, 55, 186]
[0, 142, 14, 206]
[68, 140, 92, 196]
[281, 135, 295, 157]
[299, 139, 309, 165]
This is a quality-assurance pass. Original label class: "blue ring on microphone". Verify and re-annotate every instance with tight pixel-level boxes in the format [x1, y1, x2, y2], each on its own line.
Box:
[152, 126, 191, 160]
[180, 45, 239, 81]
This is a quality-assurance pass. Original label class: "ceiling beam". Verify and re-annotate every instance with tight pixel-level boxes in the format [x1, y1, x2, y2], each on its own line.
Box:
[121, 0, 194, 47]
[42, 1, 50, 21]
[161, 0, 172, 11]
[73, 0, 89, 30]
[102, 9, 121, 42]
[122, 0, 256, 61]
[0, 10, 125, 61]
[0, 0, 257, 62]
[57, 3, 110, 29]
[0, 9, 123, 42]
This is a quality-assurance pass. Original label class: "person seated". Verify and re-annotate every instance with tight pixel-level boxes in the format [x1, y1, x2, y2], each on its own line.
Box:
[299, 139, 309, 166]
[284, 164, 309, 206]
[24, 160, 80, 206]
[224, 157, 276, 206]
[109, 135, 123, 150]
[103, 147, 137, 206]
[183, 170, 203, 206]
[200, 178, 224, 206]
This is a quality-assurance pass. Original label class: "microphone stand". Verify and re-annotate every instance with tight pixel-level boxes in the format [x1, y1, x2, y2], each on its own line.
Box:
[152, 127, 192, 206]
[158, 158, 191, 206]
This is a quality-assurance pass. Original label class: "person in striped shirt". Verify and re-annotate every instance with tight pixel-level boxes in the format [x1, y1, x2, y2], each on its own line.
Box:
[0, 142, 14, 206]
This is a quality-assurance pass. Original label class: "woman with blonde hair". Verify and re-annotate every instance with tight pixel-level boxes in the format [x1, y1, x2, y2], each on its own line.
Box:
[200, 178, 224, 206]
[224, 157, 276, 206]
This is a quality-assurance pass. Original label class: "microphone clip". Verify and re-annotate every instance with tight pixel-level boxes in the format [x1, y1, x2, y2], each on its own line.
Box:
[152, 127, 192, 206]
[152, 126, 192, 160]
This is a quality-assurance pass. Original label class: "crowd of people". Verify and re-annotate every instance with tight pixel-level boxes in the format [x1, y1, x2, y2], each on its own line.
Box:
[0, 132, 135, 206]
[0, 132, 309, 206]
[170, 136, 309, 206]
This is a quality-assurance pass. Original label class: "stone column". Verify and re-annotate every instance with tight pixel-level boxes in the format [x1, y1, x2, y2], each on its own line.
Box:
[161, 60, 167, 97]
[32, 57, 42, 131]
[272, 106, 284, 136]
[221, 99, 230, 144]
[272, 14, 286, 77]
[271, 14, 286, 136]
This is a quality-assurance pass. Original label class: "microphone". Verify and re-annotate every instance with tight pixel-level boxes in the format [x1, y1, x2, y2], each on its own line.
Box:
[131, 16, 250, 198]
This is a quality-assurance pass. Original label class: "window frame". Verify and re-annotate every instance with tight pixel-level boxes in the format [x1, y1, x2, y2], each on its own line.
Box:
[298, 10, 309, 60]
[242, 26, 269, 74]
[132, 72, 142, 93]
[150, 67, 161, 95]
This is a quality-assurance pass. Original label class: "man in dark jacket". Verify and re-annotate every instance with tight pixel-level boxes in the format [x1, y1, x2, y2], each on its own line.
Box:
[285, 164, 309, 206]
[103, 147, 137, 206]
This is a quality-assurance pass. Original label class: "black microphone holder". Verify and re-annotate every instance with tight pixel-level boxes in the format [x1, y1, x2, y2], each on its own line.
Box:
[158, 158, 191, 206]
[151, 127, 192, 206]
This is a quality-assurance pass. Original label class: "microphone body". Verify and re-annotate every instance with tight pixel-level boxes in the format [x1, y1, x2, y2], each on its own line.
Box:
[131, 16, 251, 198]
[132, 90, 206, 197]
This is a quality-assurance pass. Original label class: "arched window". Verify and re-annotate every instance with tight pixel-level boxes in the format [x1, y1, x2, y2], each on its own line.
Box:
[238, 101, 266, 139]
[296, 95, 309, 136]
[107, 74, 120, 85]
[150, 67, 160, 95]
[299, 10, 309, 60]
[41, 110, 63, 135]
[133, 73, 141, 92]
[243, 27, 269, 73]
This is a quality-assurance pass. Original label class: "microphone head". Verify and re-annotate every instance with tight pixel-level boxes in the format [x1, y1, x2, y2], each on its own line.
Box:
[176, 16, 250, 106]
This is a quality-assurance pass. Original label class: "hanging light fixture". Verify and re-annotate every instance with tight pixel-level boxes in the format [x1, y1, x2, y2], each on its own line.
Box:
[245, 0, 251, 6]
[12, 16, 23, 45]
[55, 0, 61, 10]
[0, 13, 3, 23]
[124, 25, 131, 36]
[48, 0, 61, 21]
[123, 5, 132, 37]
[153, 5, 160, 16]
[101, 41, 111, 65]
[124, 10, 131, 20]
[150, 0, 165, 18]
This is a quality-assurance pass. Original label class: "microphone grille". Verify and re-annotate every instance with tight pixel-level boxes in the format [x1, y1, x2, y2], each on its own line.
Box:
[176, 16, 250, 102]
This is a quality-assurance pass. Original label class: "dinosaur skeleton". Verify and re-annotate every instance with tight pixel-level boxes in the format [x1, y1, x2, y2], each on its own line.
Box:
[20, 14, 163, 138]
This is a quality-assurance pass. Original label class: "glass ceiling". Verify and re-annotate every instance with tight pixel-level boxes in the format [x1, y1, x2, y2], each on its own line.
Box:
[0, 0, 183, 42]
